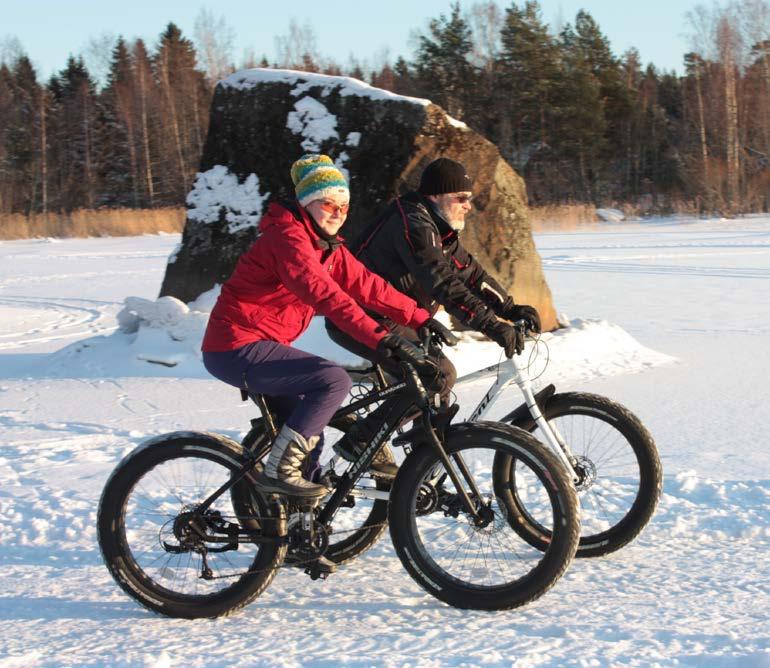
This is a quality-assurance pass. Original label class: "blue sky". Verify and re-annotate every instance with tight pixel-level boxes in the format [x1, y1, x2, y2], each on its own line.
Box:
[4, 0, 697, 81]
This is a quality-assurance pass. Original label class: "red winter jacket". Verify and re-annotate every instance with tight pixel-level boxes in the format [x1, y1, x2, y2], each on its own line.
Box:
[201, 200, 431, 353]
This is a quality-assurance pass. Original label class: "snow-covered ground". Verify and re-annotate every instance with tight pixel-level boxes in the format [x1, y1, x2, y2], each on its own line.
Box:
[1, 217, 769, 666]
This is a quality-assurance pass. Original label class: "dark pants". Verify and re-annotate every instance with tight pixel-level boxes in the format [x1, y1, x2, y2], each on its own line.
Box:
[202, 341, 352, 440]
[325, 318, 457, 399]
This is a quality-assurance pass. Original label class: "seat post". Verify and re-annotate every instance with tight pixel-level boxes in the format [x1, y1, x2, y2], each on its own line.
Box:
[254, 394, 278, 439]
[373, 364, 389, 390]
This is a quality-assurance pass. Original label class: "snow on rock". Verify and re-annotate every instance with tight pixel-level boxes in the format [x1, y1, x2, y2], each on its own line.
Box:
[285, 97, 361, 177]
[117, 296, 190, 335]
[220, 67, 431, 107]
[287, 96, 340, 152]
[186, 165, 268, 233]
[166, 241, 182, 264]
[447, 116, 469, 130]
[596, 207, 626, 222]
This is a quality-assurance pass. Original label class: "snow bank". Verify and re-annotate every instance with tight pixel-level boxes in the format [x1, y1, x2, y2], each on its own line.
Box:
[596, 208, 626, 222]
[47, 293, 675, 390]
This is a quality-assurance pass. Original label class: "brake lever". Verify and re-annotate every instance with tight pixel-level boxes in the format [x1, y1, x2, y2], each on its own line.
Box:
[512, 318, 531, 334]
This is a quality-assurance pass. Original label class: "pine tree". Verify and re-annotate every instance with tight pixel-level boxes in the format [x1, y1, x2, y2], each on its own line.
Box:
[392, 57, 416, 96]
[100, 37, 138, 206]
[132, 39, 158, 207]
[496, 1, 561, 167]
[0, 63, 15, 213]
[573, 10, 634, 191]
[551, 22, 607, 201]
[154, 23, 210, 204]
[48, 56, 100, 211]
[413, 2, 476, 119]
[8, 55, 44, 214]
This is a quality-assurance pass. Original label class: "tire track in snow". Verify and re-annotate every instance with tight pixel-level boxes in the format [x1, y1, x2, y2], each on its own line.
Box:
[0, 296, 117, 350]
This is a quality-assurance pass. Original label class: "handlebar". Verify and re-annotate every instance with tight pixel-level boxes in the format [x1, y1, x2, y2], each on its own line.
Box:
[512, 318, 532, 332]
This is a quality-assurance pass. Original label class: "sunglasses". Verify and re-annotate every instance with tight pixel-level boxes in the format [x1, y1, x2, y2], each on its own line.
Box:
[449, 194, 473, 204]
[318, 200, 350, 215]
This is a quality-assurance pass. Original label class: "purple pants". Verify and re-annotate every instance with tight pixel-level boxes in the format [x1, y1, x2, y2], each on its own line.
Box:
[202, 341, 352, 440]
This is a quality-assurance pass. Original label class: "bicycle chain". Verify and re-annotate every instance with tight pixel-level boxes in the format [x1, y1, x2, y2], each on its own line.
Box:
[199, 515, 389, 580]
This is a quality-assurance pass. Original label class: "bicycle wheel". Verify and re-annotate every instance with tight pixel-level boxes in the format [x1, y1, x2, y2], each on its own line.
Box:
[97, 432, 285, 619]
[388, 421, 579, 610]
[239, 419, 391, 565]
[498, 392, 662, 558]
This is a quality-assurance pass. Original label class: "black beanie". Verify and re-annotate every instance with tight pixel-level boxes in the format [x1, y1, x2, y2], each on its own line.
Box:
[418, 158, 473, 196]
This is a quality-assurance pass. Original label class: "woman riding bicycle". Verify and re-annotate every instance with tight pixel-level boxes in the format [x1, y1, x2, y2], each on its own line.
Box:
[201, 154, 443, 498]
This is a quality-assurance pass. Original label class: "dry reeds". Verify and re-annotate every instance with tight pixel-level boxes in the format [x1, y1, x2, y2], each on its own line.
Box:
[0, 208, 186, 240]
[528, 203, 598, 231]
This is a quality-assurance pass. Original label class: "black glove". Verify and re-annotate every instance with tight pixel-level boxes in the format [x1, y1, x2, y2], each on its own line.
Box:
[376, 334, 427, 365]
[377, 334, 445, 392]
[418, 318, 459, 347]
[500, 298, 541, 333]
[484, 319, 525, 358]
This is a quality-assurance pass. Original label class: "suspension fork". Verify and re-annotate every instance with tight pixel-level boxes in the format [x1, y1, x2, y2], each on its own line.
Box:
[396, 364, 485, 522]
[420, 410, 488, 520]
[509, 356, 580, 481]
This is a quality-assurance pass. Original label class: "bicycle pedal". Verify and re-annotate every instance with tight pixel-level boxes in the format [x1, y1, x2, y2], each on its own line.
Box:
[303, 556, 337, 580]
[305, 568, 330, 581]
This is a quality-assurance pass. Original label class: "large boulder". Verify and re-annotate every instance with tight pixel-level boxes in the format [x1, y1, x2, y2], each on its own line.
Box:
[160, 68, 558, 331]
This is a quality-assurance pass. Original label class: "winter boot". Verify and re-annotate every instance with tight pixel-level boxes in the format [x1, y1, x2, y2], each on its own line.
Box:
[254, 425, 328, 497]
[333, 407, 399, 478]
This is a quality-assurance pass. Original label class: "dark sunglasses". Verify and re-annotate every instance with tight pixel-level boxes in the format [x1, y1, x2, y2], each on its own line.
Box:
[449, 194, 473, 204]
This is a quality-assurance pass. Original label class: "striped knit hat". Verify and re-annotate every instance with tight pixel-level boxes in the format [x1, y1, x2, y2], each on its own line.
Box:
[290, 154, 349, 207]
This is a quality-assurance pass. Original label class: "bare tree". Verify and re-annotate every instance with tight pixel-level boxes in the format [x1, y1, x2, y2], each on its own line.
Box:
[83, 32, 117, 88]
[274, 19, 320, 70]
[240, 47, 259, 70]
[0, 35, 24, 66]
[717, 13, 743, 210]
[133, 40, 156, 206]
[194, 8, 236, 85]
[468, 0, 502, 71]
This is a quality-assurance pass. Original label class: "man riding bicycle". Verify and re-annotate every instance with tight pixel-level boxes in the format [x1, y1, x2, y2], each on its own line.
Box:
[327, 157, 541, 462]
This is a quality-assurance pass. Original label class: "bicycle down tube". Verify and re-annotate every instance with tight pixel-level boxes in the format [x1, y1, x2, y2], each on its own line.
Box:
[462, 354, 579, 482]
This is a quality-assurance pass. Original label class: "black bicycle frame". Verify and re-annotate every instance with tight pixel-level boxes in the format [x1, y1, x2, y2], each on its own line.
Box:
[195, 360, 485, 544]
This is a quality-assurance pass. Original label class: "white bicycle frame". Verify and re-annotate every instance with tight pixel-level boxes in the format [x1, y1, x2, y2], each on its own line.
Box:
[344, 351, 580, 503]
[454, 354, 579, 483]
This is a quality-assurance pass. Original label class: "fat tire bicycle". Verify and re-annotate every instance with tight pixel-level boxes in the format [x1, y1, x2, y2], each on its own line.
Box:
[97, 341, 580, 618]
[240, 321, 662, 563]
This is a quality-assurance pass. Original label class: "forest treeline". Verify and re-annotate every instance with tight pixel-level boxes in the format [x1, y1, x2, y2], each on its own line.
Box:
[1, 0, 769, 221]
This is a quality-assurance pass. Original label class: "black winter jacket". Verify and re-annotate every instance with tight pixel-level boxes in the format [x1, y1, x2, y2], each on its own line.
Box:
[349, 191, 509, 331]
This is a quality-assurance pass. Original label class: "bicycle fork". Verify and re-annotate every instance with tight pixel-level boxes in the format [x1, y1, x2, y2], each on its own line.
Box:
[509, 357, 580, 484]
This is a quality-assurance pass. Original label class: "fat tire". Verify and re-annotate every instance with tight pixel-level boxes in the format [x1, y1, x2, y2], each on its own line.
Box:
[498, 392, 662, 558]
[97, 432, 285, 619]
[388, 422, 579, 610]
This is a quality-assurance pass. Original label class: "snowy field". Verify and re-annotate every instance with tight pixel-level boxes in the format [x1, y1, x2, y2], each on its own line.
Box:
[1, 216, 769, 667]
